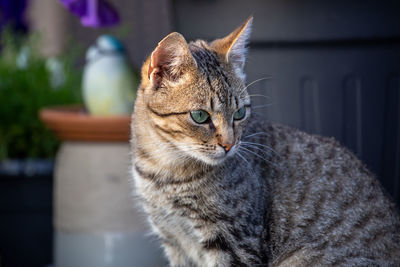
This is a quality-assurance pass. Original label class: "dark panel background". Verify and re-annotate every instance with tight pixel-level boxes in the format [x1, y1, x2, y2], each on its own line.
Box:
[0, 175, 53, 267]
[172, 0, 400, 205]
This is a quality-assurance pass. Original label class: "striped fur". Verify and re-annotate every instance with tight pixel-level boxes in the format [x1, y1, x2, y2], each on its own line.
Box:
[130, 18, 400, 266]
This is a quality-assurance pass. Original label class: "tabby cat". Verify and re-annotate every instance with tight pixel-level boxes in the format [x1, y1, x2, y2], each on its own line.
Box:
[130, 17, 400, 266]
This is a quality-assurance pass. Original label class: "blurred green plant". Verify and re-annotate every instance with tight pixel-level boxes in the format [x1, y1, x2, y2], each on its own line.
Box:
[0, 32, 82, 160]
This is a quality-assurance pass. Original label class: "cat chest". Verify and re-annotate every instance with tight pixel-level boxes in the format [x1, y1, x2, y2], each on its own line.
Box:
[134, 170, 268, 264]
[134, 172, 203, 230]
[151, 199, 207, 261]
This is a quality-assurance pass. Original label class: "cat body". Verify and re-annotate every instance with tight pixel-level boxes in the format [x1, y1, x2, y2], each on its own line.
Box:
[131, 17, 400, 266]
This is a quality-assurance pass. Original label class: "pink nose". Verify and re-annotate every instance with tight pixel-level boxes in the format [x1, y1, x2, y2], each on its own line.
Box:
[220, 143, 234, 153]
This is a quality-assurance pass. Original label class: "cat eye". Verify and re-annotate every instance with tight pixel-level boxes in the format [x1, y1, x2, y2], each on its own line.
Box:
[233, 106, 246, 120]
[190, 110, 210, 124]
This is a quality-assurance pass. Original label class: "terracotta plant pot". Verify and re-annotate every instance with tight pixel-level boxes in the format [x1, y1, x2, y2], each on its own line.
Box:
[39, 105, 131, 142]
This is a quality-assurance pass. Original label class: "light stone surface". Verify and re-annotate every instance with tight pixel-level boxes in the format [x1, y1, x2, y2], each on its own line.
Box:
[53, 141, 166, 266]
[55, 231, 166, 267]
[54, 141, 145, 233]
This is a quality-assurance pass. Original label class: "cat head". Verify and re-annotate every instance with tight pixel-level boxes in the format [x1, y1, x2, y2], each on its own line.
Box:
[134, 17, 253, 166]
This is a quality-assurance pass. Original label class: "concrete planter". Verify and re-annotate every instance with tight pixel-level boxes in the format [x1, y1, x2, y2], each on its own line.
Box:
[40, 106, 166, 267]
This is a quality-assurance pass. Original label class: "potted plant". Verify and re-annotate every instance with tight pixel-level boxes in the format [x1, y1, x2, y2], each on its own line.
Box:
[0, 33, 82, 176]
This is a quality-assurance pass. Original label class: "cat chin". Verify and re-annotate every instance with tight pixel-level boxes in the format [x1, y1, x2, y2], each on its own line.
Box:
[185, 151, 223, 166]
[192, 150, 236, 166]
[201, 156, 226, 166]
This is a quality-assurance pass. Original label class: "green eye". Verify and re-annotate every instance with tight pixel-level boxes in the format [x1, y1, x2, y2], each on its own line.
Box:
[233, 106, 246, 120]
[190, 110, 210, 124]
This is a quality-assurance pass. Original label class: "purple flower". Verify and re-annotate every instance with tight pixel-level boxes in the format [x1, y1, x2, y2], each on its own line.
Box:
[59, 0, 119, 27]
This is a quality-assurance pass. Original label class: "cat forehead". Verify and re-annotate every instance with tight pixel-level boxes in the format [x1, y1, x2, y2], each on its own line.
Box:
[188, 41, 245, 96]
[189, 41, 228, 78]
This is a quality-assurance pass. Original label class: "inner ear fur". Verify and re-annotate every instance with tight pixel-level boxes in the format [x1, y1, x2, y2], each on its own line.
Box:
[147, 32, 197, 86]
[211, 16, 253, 79]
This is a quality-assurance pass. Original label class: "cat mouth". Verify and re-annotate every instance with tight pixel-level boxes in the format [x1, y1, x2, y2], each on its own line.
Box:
[192, 150, 230, 165]
[188, 144, 237, 165]
[209, 145, 237, 161]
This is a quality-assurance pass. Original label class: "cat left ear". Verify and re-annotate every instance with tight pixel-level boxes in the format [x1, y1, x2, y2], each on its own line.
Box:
[211, 16, 253, 81]
[147, 32, 197, 87]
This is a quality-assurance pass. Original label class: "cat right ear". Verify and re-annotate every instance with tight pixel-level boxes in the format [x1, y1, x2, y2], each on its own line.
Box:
[147, 32, 197, 87]
[211, 16, 253, 81]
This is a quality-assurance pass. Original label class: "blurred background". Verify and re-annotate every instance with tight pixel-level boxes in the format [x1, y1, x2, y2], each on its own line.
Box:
[0, 0, 399, 266]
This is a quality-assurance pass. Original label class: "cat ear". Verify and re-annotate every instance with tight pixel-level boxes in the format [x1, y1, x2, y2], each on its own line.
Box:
[148, 32, 197, 87]
[211, 16, 253, 81]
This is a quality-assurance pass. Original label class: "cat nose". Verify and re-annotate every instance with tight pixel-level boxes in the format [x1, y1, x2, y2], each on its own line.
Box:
[220, 143, 234, 153]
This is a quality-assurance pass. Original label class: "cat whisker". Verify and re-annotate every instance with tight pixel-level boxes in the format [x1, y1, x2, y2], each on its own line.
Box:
[236, 151, 257, 176]
[240, 76, 272, 94]
[238, 147, 263, 164]
[240, 141, 281, 158]
[243, 132, 269, 139]
[241, 142, 267, 151]
[252, 103, 273, 109]
[236, 151, 251, 166]
[240, 145, 281, 171]
[247, 94, 272, 99]
[239, 145, 280, 170]
[241, 143, 274, 158]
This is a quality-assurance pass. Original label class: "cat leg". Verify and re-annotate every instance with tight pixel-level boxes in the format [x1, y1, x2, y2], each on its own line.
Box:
[162, 241, 195, 267]
[273, 248, 309, 267]
[163, 240, 231, 267]
[202, 251, 232, 267]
